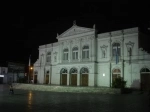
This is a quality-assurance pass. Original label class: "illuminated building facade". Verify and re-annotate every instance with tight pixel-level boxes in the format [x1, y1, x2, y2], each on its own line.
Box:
[34, 22, 150, 90]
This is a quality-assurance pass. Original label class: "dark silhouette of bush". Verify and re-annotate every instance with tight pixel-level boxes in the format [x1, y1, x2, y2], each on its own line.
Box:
[112, 77, 126, 88]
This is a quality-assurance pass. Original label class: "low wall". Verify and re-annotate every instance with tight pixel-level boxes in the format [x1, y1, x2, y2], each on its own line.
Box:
[12, 83, 120, 94]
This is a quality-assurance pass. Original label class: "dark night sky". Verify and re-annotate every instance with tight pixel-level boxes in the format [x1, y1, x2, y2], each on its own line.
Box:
[1, 0, 150, 66]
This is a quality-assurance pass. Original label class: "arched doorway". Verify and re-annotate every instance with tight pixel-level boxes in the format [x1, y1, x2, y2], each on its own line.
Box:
[34, 71, 38, 84]
[80, 67, 88, 86]
[112, 69, 121, 82]
[45, 71, 49, 84]
[60, 68, 67, 85]
[140, 68, 150, 91]
[70, 68, 77, 86]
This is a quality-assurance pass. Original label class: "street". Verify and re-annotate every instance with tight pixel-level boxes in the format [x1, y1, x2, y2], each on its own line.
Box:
[0, 84, 149, 112]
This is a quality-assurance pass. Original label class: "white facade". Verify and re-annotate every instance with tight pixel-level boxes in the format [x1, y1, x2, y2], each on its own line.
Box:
[34, 23, 150, 89]
[0, 67, 8, 84]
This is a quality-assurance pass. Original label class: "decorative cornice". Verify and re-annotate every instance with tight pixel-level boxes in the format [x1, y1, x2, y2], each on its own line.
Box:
[97, 27, 138, 39]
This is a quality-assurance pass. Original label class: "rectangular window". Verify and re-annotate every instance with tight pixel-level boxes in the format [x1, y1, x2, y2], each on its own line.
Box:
[66, 53, 68, 60]
[73, 52, 74, 60]
[82, 51, 89, 59]
[87, 51, 89, 58]
[76, 52, 78, 59]
[118, 48, 120, 56]
[64, 53, 68, 60]
[73, 52, 78, 60]
[47, 56, 51, 62]
[82, 51, 85, 59]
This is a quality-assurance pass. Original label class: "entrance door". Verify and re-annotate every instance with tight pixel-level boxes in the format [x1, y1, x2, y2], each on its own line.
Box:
[61, 74, 67, 85]
[112, 74, 120, 82]
[112, 69, 121, 83]
[34, 75, 37, 84]
[141, 73, 150, 91]
[70, 74, 77, 86]
[81, 74, 88, 86]
[46, 75, 49, 84]
[0, 77, 3, 84]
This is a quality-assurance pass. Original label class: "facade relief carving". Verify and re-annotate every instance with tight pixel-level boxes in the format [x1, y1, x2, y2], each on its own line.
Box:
[100, 45, 108, 58]
[126, 41, 134, 56]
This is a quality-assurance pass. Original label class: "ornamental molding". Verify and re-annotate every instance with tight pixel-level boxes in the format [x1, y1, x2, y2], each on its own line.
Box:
[126, 41, 134, 49]
[100, 45, 108, 58]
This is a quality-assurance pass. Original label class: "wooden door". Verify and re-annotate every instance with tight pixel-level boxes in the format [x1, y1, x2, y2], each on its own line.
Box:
[81, 74, 88, 86]
[46, 75, 49, 84]
[71, 74, 77, 86]
[141, 73, 150, 91]
[62, 74, 67, 85]
[34, 75, 37, 84]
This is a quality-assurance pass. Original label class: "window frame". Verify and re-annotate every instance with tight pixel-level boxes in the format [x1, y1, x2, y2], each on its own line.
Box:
[46, 52, 51, 62]
[63, 48, 69, 61]
[72, 47, 78, 60]
[82, 45, 89, 59]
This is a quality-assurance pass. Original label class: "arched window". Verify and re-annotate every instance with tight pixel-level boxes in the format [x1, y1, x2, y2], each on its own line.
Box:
[72, 47, 78, 60]
[46, 52, 51, 62]
[63, 48, 69, 60]
[70, 68, 78, 74]
[82, 45, 89, 59]
[60, 68, 68, 85]
[140, 68, 150, 73]
[80, 67, 89, 74]
[60, 68, 68, 74]
[80, 67, 88, 86]
[112, 43, 121, 60]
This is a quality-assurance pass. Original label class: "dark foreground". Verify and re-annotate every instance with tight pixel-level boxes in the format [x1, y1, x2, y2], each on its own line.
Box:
[0, 85, 150, 112]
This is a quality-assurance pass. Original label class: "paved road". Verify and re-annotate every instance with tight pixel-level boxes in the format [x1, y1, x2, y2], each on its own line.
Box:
[0, 84, 150, 112]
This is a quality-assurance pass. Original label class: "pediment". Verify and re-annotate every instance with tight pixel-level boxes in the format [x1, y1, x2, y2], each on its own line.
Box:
[57, 25, 95, 39]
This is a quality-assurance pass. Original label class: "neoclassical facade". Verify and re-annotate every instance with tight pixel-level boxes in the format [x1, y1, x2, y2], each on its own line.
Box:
[34, 22, 150, 90]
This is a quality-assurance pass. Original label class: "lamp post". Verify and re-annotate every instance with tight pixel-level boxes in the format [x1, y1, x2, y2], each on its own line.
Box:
[28, 66, 30, 83]
[30, 67, 33, 83]
[28, 66, 33, 83]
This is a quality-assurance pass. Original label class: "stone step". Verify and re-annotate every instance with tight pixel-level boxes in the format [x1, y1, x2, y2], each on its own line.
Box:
[12, 83, 120, 94]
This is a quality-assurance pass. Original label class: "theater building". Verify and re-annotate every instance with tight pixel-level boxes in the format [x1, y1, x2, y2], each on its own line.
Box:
[33, 22, 150, 90]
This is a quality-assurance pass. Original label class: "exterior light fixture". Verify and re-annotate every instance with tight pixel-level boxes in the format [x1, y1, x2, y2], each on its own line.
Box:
[103, 73, 105, 76]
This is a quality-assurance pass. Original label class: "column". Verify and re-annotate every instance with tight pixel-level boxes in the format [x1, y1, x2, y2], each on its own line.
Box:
[69, 41, 72, 62]
[90, 37, 92, 61]
[122, 32, 124, 78]
[79, 38, 81, 62]
[109, 33, 112, 87]
[59, 42, 62, 63]
[92, 36, 95, 61]
[77, 73, 80, 86]
[33, 70, 34, 84]
[109, 33, 112, 61]
[67, 73, 69, 85]
[49, 66, 51, 84]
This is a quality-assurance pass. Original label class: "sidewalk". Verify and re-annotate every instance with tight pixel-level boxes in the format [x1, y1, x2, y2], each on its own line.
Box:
[12, 83, 121, 94]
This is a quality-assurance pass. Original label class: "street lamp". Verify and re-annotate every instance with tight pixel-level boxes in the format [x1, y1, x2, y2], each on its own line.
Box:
[28, 66, 33, 83]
